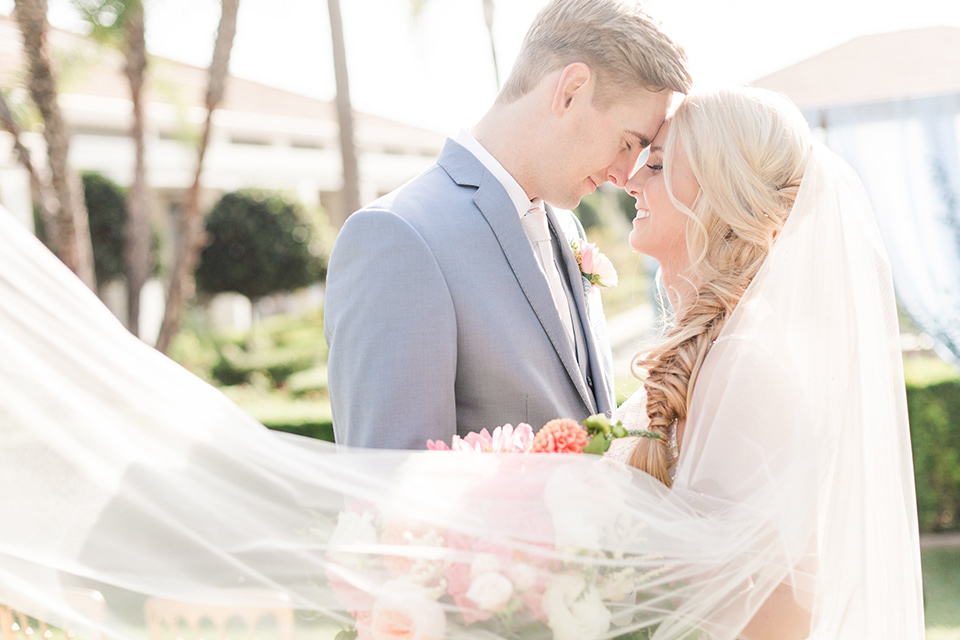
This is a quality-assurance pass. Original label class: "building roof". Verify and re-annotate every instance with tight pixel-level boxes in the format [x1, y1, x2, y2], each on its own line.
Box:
[0, 12, 444, 148]
[752, 26, 960, 109]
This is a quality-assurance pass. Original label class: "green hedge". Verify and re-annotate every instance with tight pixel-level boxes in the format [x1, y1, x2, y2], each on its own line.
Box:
[908, 374, 960, 532]
[252, 398, 333, 443]
[211, 343, 323, 387]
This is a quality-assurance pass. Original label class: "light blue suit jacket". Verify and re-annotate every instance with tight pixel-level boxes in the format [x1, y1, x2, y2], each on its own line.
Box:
[324, 140, 616, 449]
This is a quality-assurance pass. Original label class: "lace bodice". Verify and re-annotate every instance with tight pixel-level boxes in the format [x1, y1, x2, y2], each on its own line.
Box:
[604, 388, 678, 479]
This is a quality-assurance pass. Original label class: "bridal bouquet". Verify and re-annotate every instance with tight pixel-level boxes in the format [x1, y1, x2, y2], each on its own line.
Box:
[323, 416, 666, 640]
[426, 414, 634, 456]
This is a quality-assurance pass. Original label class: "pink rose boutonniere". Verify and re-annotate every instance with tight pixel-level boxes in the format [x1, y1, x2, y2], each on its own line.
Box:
[570, 239, 618, 291]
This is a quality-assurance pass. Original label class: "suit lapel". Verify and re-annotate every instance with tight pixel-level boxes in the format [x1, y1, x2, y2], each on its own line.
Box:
[546, 204, 613, 415]
[438, 140, 596, 415]
[475, 184, 597, 413]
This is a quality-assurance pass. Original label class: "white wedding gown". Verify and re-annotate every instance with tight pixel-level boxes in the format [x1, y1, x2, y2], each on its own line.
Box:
[0, 143, 924, 640]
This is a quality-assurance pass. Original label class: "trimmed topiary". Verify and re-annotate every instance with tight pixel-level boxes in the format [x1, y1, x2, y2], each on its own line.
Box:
[195, 190, 326, 302]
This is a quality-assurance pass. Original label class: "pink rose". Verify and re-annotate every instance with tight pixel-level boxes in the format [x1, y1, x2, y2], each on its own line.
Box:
[370, 581, 446, 640]
[580, 242, 596, 273]
[593, 251, 618, 288]
[355, 610, 374, 640]
[571, 238, 618, 289]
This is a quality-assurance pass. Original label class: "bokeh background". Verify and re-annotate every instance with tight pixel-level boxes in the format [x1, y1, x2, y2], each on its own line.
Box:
[0, 0, 958, 637]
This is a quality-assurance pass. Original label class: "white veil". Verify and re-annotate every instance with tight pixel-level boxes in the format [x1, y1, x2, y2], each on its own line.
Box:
[0, 143, 923, 640]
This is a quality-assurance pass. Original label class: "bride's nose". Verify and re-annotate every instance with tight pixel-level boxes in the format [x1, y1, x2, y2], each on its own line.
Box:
[625, 167, 645, 199]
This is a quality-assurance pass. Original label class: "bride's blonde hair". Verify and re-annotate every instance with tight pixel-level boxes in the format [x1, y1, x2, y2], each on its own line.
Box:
[628, 88, 812, 485]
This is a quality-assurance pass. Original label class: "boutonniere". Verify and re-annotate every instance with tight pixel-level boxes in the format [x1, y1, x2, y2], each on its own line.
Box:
[570, 238, 618, 290]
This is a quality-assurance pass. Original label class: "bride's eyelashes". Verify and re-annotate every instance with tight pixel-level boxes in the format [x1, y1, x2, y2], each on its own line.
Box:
[646, 162, 663, 171]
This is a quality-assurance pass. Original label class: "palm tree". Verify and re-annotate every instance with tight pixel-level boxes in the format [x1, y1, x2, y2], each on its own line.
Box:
[326, 0, 360, 228]
[73, 0, 151, 336]
[0, 89, 58, 241]
[155, 0, 239, 353]
[13, 0, 96, 289]
[411, 0, 500, 89]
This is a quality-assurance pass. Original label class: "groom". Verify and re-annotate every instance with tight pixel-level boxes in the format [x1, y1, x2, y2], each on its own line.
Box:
[324, 0, 691, 449]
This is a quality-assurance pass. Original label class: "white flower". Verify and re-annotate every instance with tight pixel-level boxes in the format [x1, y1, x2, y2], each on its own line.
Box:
[327, 511, 377, 566]
[465, 572, 514, 612]
[543, 463, 627, 549]
[541, 574, 611, 640]
[507, 562, 537, 592]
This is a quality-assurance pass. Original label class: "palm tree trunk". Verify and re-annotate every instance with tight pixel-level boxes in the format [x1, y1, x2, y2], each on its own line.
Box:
[410, 0, 500, 91]
[155, 0, 239, 353]
[13, 0, 96, 289]
[327, 0, 360, 227]
[482, 0, 500, 89]
[0, 89, 58, 238]
[123, 0, 150, 337]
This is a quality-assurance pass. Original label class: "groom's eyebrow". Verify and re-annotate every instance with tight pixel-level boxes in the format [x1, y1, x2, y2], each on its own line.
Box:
[627, 130, 652, 148]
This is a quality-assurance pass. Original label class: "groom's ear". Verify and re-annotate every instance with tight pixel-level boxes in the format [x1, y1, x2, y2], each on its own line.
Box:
[551, 62, 592, 117]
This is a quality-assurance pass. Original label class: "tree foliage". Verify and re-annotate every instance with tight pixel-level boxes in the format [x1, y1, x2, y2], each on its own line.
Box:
[81, 171, 127, 288]
[195, 191, 326, 301]
[79, 171, 159, 291]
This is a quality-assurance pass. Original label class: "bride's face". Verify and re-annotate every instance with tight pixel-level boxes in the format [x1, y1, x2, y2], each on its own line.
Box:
[625, 122, 699, 269]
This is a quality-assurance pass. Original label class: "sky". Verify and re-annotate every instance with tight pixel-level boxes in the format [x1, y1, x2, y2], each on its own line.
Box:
[2, 0, 960, 134]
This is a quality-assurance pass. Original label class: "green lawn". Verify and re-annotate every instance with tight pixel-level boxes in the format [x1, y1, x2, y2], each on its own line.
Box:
[924, 547, 960, 638]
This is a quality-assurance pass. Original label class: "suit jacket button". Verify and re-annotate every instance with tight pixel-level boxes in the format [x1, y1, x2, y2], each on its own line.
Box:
[587, 375, 594, 388]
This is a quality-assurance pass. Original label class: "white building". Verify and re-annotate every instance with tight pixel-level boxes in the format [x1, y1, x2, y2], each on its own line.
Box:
[0, 13, 446, 336]
[0, 12, 445, 230]
[753, 26, 960, 365]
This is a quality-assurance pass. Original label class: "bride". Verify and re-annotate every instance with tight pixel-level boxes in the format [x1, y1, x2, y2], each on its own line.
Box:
[0, 87, 923, 640]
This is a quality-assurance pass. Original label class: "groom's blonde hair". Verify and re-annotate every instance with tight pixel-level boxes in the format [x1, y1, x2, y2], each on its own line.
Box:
[498, 0, 691, 107]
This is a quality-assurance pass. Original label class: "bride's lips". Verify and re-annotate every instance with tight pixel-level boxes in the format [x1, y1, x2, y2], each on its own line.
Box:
[634, 206, 651, 221]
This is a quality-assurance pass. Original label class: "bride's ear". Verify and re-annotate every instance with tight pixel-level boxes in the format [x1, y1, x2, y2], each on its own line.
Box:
[551, 62, 592, 117]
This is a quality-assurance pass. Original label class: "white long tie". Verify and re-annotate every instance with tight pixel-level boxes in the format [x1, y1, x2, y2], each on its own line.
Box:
[521, 201, 574, 344]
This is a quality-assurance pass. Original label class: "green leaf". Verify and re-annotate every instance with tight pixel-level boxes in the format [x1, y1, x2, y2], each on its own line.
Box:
[611, 422, 629, 439]
[334, 629, 358, 640]
[583, 434, 611, 455]
[583, 413, 612, 437]
[636, 430, 664, 440]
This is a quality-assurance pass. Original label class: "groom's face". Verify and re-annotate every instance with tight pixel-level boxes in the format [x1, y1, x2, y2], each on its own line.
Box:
[543, 87, 672, 210]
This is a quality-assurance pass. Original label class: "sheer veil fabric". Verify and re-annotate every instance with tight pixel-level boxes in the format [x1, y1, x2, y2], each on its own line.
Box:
[0, 144, 923, 639]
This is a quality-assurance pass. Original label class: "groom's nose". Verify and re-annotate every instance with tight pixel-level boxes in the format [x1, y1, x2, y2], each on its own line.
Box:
[606, 149, 642, 187]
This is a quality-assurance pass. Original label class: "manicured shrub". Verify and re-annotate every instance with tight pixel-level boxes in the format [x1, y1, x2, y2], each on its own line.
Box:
[211, 342, 322, 387]
[195, 191, 326, 302]
[908, 376, 960, 532]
